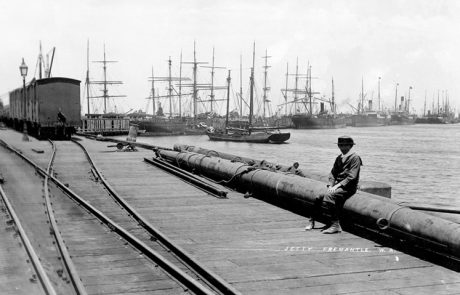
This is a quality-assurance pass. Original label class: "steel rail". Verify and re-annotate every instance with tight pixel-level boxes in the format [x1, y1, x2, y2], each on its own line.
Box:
[0, 184, 57, 295]
[45, 141, 88, 295]
[2, 140, 215, 295]
[144, 157, 228, 198]
[71, 139, 241, 295]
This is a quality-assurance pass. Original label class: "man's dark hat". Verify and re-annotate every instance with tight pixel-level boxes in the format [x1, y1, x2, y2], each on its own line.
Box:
[337, 136, 355, 145]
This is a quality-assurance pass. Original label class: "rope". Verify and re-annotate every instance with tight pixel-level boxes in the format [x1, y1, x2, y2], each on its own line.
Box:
[205, 150, 219, 157]
[174, 151, 189, 169]
[214, 165, 255, 184]
[377, 205, 409, 230]
[230, 156, 244, 163]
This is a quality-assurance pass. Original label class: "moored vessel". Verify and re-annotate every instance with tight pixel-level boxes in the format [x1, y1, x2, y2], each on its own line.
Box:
[350, 78, 387, 127]
[206, 44, 290, 144]
[292, 113, 346, 129]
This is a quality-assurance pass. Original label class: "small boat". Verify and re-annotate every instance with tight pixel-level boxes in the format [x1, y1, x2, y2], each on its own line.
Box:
[207, 127, 290, 144]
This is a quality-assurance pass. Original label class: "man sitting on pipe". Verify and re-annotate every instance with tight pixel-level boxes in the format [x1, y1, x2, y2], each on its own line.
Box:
[305, 136, 362, 234]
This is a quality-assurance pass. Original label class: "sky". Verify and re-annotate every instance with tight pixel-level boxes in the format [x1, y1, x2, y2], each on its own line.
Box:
[1, 0, 459, 117]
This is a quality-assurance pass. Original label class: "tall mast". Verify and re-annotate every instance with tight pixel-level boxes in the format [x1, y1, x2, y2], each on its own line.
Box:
[331, 77, 335, 114]
[201, 47, 226, 114]
[193, 42, 197, 117]
[378, 77, 381, 112]
[103, 46, 108, 112]
[437, 90, 440, 115]
[408, 86, 412, 113]
[181, 42, 206, 117]
[239, 54, 243, 116]
[210, 47, 215, 112]
[149, 60, 188, 117]
[284, 63, 289, 116]
[86, 39, 90, 116]
[38, 41, 43, 79]
[361, 77, 364, 114]
[446, 89, 450, 114]
[294, 57, 299, 113]
[262, 49, 271, 118]
[151, 66, 155, 116]
[192, 42, 198, 117]
[225, 70, 231, 133]
[168, 57, 173, 117]
[179, 50, 183, 117]
[181, 41, 208, 118]
[308, 64, 312, 115]
[249, 42, 255, 130]
[92, 44, 126, 114]
[423, 90, 426, 117]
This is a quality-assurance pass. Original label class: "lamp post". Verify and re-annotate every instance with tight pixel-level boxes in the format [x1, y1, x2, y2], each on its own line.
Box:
[19, 58, 29, 141]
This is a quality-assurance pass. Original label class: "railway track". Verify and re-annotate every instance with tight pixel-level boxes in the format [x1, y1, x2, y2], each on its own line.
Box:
[0, 139, 240, 295]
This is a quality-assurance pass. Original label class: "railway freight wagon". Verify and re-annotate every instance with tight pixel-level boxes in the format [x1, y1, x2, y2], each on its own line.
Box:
[7, 77, 81, 139]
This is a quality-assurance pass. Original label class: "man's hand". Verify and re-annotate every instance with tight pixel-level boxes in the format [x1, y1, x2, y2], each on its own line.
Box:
[327, 184, 341, 194]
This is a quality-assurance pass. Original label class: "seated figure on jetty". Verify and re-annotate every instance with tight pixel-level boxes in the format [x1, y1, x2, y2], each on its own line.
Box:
[305, 136, 362, 234]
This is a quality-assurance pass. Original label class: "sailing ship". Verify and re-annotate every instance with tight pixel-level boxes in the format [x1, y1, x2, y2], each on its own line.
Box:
[415, 90, 455, 124]
[206, 45, 290, 144]
[81, 42, 130, 136]
[226, 50, 291, 130]
[131, 44, 232, 135]
[128, 55, 201, 135]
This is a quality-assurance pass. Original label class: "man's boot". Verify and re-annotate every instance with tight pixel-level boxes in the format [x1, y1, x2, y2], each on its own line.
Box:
[322, 221, 342, 234]
[304, 218, 315, 231]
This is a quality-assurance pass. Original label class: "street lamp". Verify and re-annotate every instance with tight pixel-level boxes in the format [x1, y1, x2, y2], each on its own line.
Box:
[19, 58, 29, 141]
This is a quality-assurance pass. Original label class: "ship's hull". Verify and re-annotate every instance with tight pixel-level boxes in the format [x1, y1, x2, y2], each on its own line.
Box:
[131, 117, 207, 135]
[389, 114, 415, 125]
[415, 117, 449, 124]
[207, 131, 290, 143]
[351, 114, 387, 127]
[227, 116, 292, 129]
[291, 114, 346, 129]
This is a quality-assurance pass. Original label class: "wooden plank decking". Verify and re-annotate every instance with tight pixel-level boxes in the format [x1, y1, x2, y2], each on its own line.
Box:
[77, 135, 460, 294]
[0, 129, 459, 294]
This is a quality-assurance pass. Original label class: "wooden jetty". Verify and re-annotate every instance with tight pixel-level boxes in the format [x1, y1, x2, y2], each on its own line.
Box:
[0, 128, 459, 294]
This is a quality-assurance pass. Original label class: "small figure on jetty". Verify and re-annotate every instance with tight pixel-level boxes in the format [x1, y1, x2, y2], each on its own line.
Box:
[305, 136, 362, 234]
[57, 108, 67, 124]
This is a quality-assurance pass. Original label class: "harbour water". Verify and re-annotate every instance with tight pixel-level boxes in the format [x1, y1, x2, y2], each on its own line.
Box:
[128, 124, 460, 210]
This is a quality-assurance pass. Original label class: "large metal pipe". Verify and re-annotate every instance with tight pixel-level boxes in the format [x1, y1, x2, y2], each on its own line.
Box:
[173, 144, 391, 198]
[158, 149, 460, 260]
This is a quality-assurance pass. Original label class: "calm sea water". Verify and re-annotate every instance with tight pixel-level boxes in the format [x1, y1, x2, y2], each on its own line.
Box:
[125, 124, 460, 209]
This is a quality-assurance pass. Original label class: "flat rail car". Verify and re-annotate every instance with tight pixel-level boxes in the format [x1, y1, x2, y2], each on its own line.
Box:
[6, 77, 81, 140]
